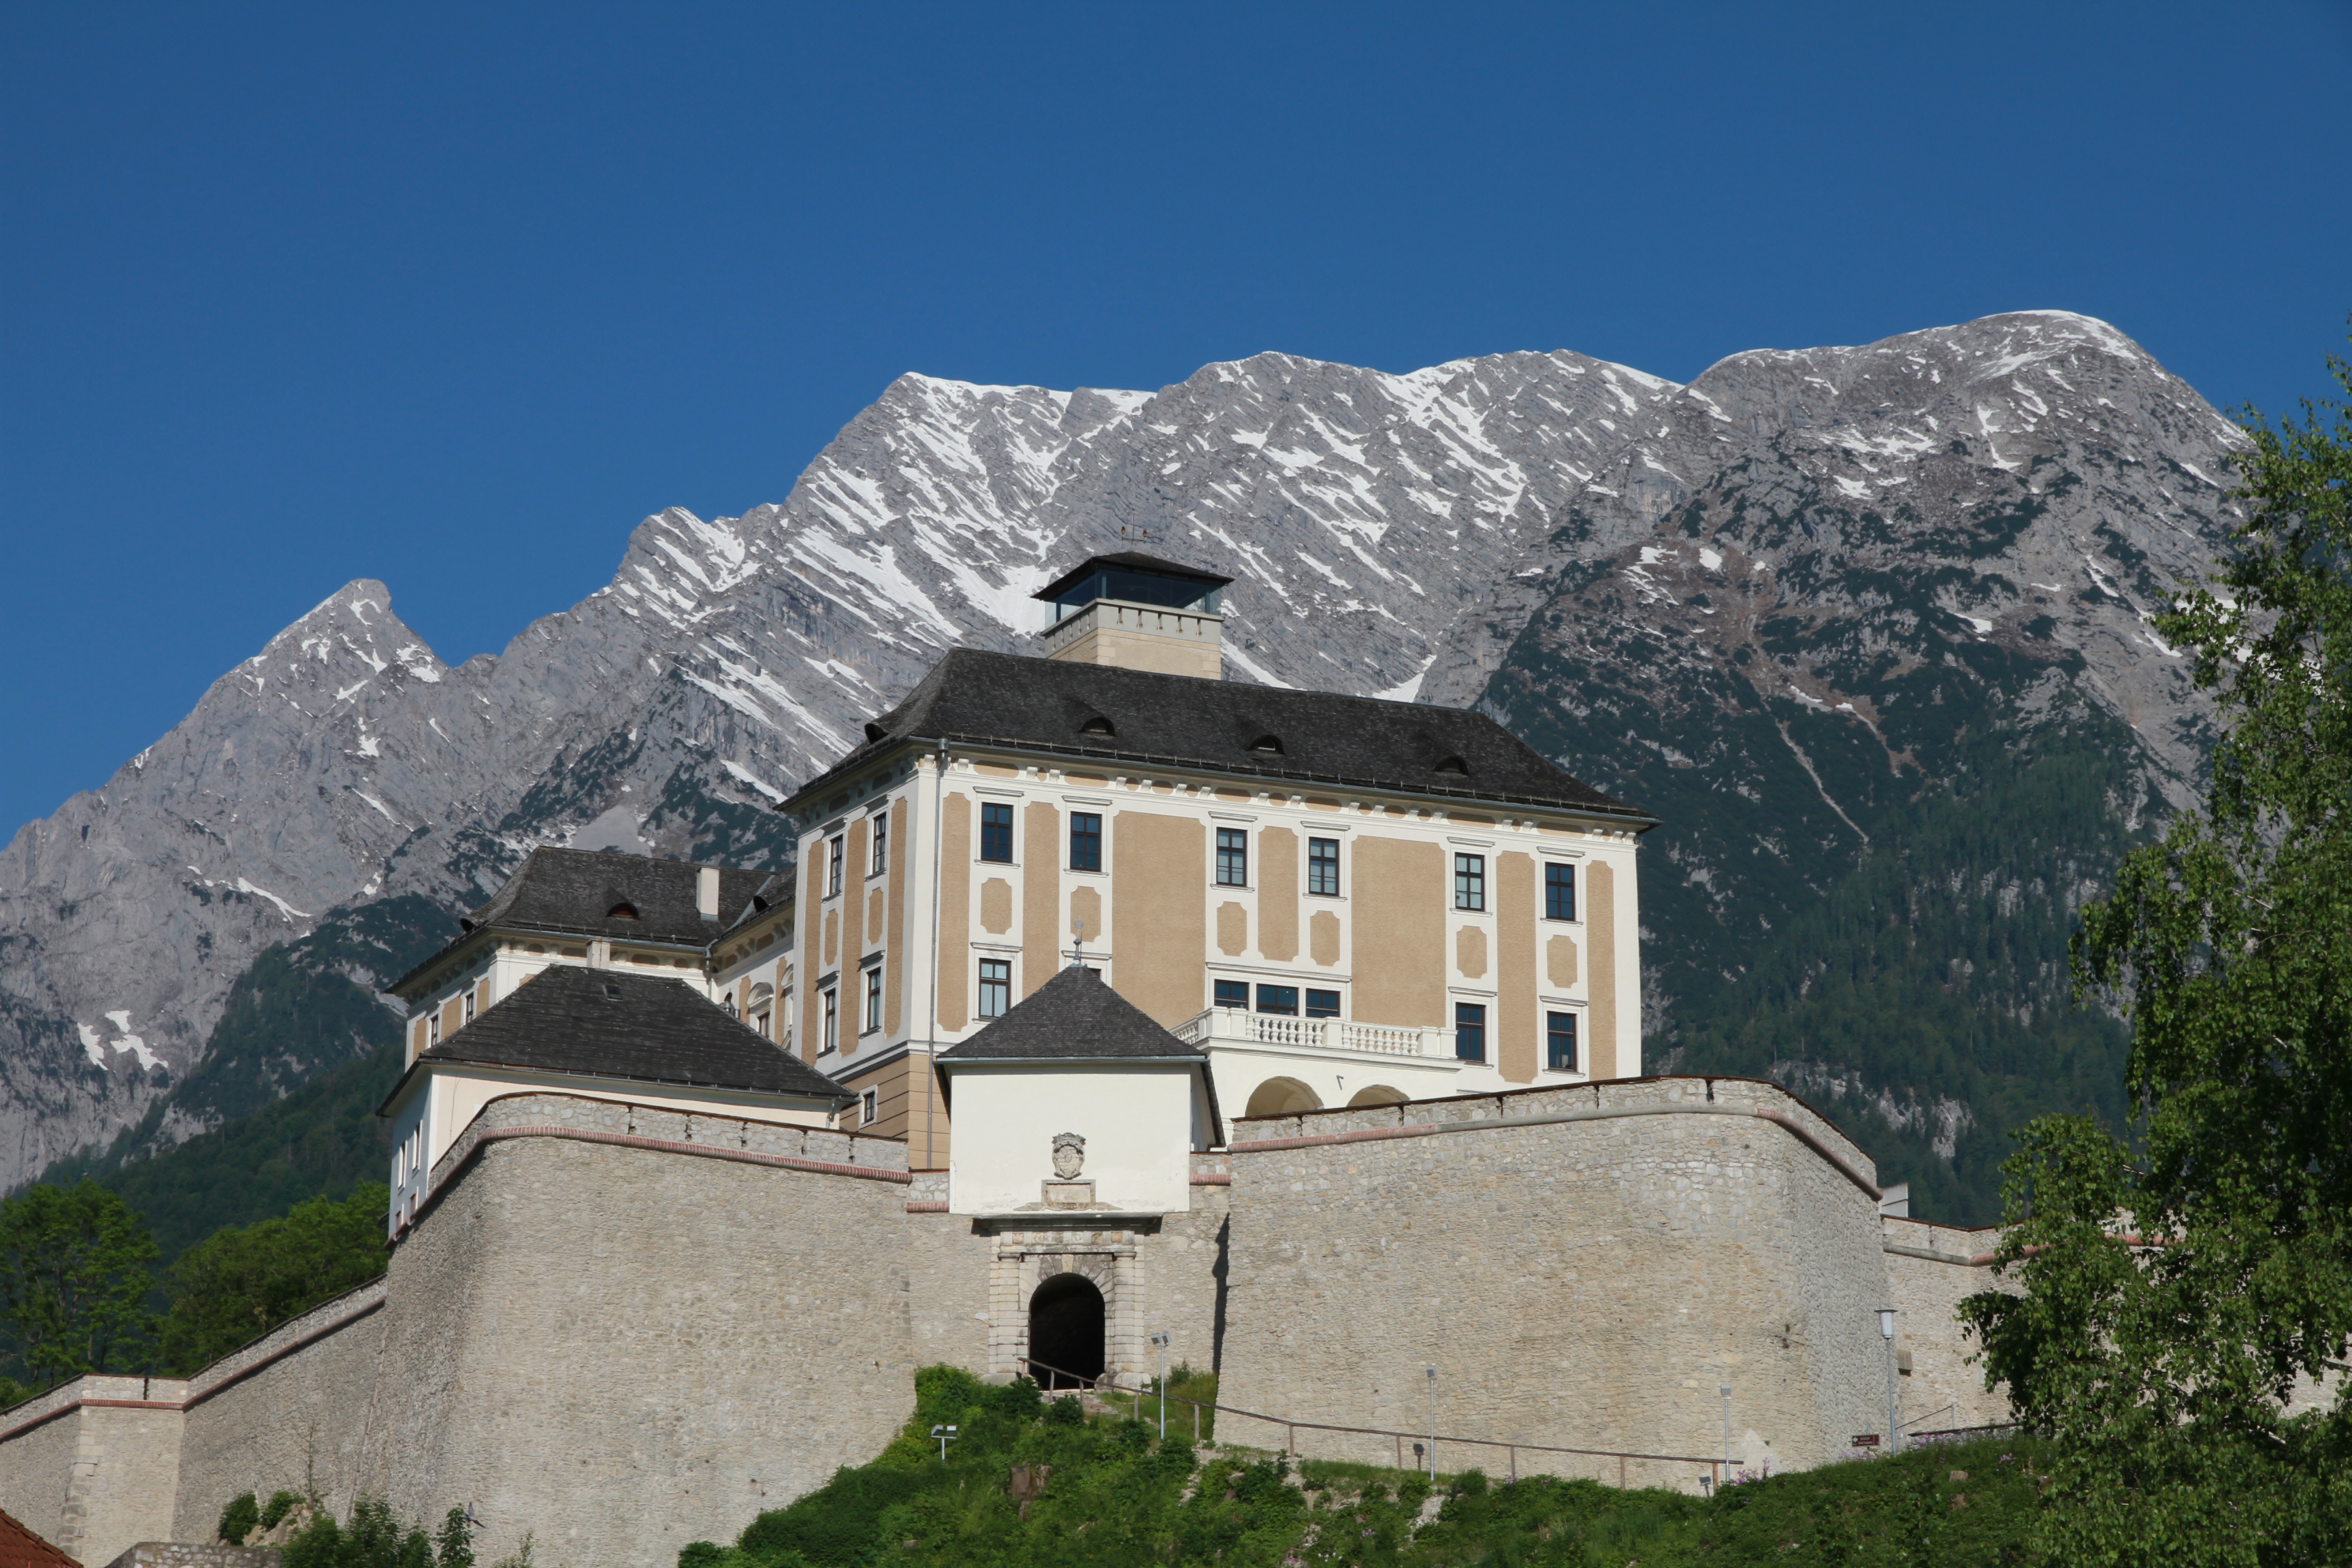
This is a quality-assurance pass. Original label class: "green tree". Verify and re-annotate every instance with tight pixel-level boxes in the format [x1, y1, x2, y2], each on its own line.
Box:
[0, 1180, 158, 1387]
[1963, 338, 2352, 1564]
[159, 1183, 390, 1372]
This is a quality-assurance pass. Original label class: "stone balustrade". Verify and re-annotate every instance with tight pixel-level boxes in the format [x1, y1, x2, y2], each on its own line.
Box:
[1173, 1006, 1450, 1059]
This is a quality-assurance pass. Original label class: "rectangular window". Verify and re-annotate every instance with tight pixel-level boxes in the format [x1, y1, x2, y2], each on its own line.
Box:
[1545, 862, 1577, 921]
[860, 1089, 878, 1126]
[1305, 988, 1341, 1019]
[1307, 837, 1340, 897]
[1455, 1002, 1488, 1062]
[870, 813, 888, 876]
[828, 835, 845, 896]
[1547, 1011, 1579, 1073]
[863, 965, 883, 1034]
[980, 802, 1015, 863]
[1213, 979, 1249, 1009]
[1454, 853, 1486, 911]
[427, 1011, 441, 1046]
[821, 989, 838, 1052]
[1215, 828, 1249, 887]
[978, 959, 1011, 1019]
[1070, 811, 1102, 872]
[1255, 985, 1299, 1015]
[753, 1009, 771, 1041]
[463, 989, 477, 1023]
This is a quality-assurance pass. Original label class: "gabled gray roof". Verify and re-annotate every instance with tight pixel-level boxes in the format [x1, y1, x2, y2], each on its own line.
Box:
[781, 649, 1650, 821]
[386, 965, 851, 1106]
[935, 966, 1205, 1063]
[466, 847, 766, 945]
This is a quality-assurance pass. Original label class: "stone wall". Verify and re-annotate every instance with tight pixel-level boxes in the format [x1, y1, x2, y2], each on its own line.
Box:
[347, 1093, 917, 1568]
[1214, 1077, 1895, 1490]
[169, 1281, 388, 1546]
[1880, 1216, 2015, 1435]
[0, 1377, 187, 1567]
[99, 1546, 280, 1568]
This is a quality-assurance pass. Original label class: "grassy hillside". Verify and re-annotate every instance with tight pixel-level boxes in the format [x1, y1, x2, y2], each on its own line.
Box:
[683, 1366, 2046, 1568]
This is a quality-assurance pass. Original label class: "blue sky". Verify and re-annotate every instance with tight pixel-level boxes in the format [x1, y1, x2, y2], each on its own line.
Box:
[4, 1, 2347, 834]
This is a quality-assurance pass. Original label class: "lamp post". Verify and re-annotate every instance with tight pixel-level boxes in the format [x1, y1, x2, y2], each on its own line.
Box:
[1877, 1309, 1899, 1455]
[930, 1424, 958, 1465]
[1149, 1333, 1171, 1439]
[1718, 1384, 1733, 1480]
[1426, 1365, 1438, 1484]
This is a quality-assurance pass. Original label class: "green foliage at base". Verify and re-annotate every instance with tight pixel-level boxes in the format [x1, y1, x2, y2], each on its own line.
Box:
[282, 1499, 483, 1568]
[219, 1492, 261, 1546]
[685, 1367, 2044, 1567]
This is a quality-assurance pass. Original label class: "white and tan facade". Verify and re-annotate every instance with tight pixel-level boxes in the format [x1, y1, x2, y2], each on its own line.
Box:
[779, 553, 1655, 1166]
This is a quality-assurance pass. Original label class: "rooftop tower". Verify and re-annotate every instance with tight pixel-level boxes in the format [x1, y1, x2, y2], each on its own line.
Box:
[1032, 552, 1232, 679]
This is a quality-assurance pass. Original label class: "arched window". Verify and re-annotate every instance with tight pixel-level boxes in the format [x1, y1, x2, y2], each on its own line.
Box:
[1434, 755, 1469, 777]
[1081, 715, 1117, 737]
[1249, 734, 1284, 755]
[606, 901, 640, 921]
[1347, 1085, 1409, 1107]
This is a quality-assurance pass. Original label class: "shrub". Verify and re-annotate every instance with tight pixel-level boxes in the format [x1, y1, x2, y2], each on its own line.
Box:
[218, 1492, 260, 1546]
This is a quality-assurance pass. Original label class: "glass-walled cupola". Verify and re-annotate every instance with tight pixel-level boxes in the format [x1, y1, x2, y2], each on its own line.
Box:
[1035, 553, 1232, 625]
[1032, 552, 1234, 679]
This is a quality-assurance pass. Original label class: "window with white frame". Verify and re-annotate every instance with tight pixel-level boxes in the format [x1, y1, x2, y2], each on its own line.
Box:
[863, 964, 883, 1034]
[1454, 853, 1486, 911]
[828, 835, 845, 896]
[870, 813, 889, 876]
[978, 958, 1011, 1019]
[980, 802, 1014, 863]
[1215, 828, 1248, 887]
[821, 988, 838, 1052]
[1308, 836, 1341, 896]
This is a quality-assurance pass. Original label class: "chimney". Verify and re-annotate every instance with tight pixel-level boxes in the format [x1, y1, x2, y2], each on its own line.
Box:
[1032, 553, 1232, 680]
[697, 866, 721, 922]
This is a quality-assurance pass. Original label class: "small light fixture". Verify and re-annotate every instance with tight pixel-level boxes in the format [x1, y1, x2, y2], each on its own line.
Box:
[1878, 1309, 1896, 1340]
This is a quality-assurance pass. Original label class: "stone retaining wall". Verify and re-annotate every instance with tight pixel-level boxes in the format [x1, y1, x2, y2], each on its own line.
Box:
[1216, 1077, 1895, 1489]
[348, 1093, 919, 1568]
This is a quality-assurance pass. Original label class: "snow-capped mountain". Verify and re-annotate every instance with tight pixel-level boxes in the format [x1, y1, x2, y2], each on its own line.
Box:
[0, 313, 2242, 1202]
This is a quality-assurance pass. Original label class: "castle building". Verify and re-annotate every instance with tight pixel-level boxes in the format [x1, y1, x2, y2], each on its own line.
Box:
[771, 553, 1654, 1169]
[0, 553, 2014, 1568]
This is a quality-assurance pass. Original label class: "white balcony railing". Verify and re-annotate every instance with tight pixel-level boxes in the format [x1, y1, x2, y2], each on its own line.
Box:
[1173, 1007, 1450, 1059]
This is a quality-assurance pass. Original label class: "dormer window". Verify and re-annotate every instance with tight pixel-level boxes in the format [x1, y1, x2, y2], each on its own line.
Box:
[602, 982, 621, 1000]
[606, 902, 640, 921]
[864, 721, 889, 744]
[1435, 755, 1469, 777]
[1249, 734, 1284, 755]
[1081, 715, 1116, 737]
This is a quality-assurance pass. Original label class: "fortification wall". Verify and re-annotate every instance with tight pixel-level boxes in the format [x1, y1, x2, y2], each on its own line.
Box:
[0, 1376, 187, 1565]
[1880, 1217, 2015, 1434]
[1214, 1077, 1894, 1488]
[169, 1281, 389, 1546]
[350, 1093, 917, 1568]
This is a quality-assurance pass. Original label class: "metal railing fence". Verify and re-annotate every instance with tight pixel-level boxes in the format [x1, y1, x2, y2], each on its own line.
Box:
[1017, 1356, 1735, 1490]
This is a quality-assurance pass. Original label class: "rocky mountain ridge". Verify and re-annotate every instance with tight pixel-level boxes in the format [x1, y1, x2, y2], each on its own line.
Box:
[0, 311, 2244, 1212]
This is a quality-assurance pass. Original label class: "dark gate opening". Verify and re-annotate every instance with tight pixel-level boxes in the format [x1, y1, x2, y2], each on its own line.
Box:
[1028, 1273, 1105, 1388]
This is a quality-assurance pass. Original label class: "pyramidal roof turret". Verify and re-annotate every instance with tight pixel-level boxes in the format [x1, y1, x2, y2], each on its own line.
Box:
[935, 965, 1205, 1062]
